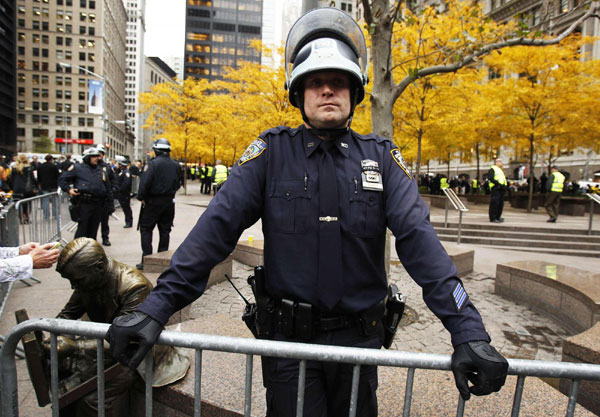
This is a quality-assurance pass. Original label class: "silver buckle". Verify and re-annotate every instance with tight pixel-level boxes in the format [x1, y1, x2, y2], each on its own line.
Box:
[319, 216, 338, 222]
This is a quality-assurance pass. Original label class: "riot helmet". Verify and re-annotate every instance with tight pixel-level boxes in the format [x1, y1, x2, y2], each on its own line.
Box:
[96, 144, 107, 154]
[285, 8, 368, 128]
[82, 147, 101, 161]
[152, 138, 171, 154]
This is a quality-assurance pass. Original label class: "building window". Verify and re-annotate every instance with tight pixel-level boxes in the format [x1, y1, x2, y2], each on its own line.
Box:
[56, 90, 63, 99]
[18, 46, 25, 55]
[33, 114, 41, 124]
[42, 102, 49, 111]
[66, 24, 72, 33]
[79, 51, 86, 60]
[18, 87, 25, 96]
[18, 114, 26, 123]
[87, 118, 94, 127]
[80, 26, 86, 35]
[560, 0, 569, 13]
[42, 35, 49, 44]
[56, 76, 63, 85]
[78, 117, 85, 126]
[57, 36, 63, 46]
[65, 11, 72, 20]
[33, 21, 40, 30]
[18, 101, 25, 110]
[42, 115, 49, 125]
[79, 78, 86, 87]
[33, 102, 40, 110]
[65, 77, 72, 86]
[65, 50, 72, 60]
[41, 75, 48, 84]
[42, 21, 49, 30]
[57, 9, 64, 19]
[88, 27, 95, 36]
[42, 89, 49, 98]
[66, 37, 72, 46]
[18, 19, 25, 27]
[78, 104, 85, 113]
[79, 91, 86, 100]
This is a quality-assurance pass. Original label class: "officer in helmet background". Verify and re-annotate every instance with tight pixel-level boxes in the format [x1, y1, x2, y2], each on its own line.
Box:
[95, 144, 117, 246]
[134, 138, 182, 270]
[106, 8, 508, 416]
[59, 147, 113, 240]
[115, 159, 133, 228]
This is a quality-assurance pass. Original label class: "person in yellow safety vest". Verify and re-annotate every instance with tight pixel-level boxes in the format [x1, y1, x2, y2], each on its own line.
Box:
[440, 176, 449, 190]
[487, 158, 507, 223]
[544, 166, 565, 223]
[212, 160, 228, 194]
[472, 178, 479, 194]
[202, 164, 213, 195]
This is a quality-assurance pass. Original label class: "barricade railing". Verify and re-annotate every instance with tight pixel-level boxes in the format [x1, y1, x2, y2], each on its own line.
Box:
[2, 318, 600, 417]
[14, 192, 61, 248]
[442, 188, 469, 244]
[586, 193, 600, 236]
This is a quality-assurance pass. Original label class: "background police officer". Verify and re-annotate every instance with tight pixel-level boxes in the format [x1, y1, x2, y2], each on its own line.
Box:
[544, 166, 566, 222]
[487, 158, 507, 223]
[96, 144, 117, 246]
[59, 147, 112, 240]
[134, 138, 182, 270]
[116, 159, 133, 228]
[107, 8, 508, 416]
[211, 159, 228, 193]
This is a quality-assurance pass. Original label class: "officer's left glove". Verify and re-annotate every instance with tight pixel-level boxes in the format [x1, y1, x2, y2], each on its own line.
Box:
[451, 340, 508, 401]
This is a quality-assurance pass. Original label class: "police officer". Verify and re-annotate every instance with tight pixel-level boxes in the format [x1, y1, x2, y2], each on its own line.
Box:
[211, 159, 228, 193]
[116, 159, 133, 228]
[202, 163, 213, 194]
[134, 138, 182, 270]
[106, 9, 507, 416]
[544, 166, 565, 222]
[487, 158, 507, 223]
[59, 147, 113, 240]
[96, 145, 117, 246]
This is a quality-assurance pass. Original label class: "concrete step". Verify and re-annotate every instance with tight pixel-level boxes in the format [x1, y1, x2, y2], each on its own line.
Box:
[434, 227, 600, 243]
[431, 221, 600, 236]
[459, 243, 600, 258]
[435, 233, 600, 252]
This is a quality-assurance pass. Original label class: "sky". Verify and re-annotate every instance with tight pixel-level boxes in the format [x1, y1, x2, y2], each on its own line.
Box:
[144, 0, 186, 60]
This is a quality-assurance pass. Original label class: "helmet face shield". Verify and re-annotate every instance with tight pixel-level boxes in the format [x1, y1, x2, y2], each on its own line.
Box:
[285, 8, 368, 91]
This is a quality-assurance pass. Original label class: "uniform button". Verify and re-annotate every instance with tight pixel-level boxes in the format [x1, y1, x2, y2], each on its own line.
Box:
[285, 192, 291, 197]
[369, 197, 375, 202]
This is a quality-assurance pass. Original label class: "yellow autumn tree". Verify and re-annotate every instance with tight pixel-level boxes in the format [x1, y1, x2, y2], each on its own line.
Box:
[484, 34, 600, 210]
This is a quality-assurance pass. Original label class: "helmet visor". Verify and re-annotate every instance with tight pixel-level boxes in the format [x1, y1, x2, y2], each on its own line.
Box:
[285, 8, 367, 86]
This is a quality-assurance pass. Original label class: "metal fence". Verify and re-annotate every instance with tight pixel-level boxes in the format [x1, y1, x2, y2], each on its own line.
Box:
[2, 318, 600, 417]
[442, 188, 469, 244]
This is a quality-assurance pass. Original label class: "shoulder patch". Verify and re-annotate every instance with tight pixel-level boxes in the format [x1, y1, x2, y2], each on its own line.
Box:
[238, 139, 267, 166]
[390, 149, 412, 180]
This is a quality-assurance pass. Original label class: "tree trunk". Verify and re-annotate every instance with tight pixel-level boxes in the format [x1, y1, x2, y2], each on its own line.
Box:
[447, 152, 451, 179]
[527, 133, 535, 212]
[364, 0, 396, 142]
[475, 143, 480, 184]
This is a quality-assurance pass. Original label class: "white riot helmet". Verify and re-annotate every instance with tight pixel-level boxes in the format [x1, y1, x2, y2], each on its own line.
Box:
[152, 138, 171, 153]
[285, 8, 368, 123]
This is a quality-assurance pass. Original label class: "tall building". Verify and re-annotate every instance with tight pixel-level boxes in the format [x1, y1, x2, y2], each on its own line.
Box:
[16, 0, 128, 159]
[140, 56, 176, 157]
[162, 55, 184, 81]
[184, 0, 263, 80]
[261, 0, 301, 68]
[124, 0, 146, 161]
[0, 0, 17, 156]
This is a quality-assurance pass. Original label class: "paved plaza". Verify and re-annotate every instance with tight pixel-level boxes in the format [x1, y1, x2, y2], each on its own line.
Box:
[1, 181, 598, 416]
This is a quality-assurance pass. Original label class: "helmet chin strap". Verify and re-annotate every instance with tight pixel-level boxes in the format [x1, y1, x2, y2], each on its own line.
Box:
[297, 87, 359, 139]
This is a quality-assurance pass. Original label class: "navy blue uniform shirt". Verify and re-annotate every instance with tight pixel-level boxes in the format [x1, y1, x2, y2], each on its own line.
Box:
[137, 154, 182, 201]
[116, 167, 132, 196]
[59, 162, 112, 199]
[138, 125, 490, 346]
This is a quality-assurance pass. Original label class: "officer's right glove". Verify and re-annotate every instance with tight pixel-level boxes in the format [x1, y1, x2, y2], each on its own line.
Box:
[451, 340, 509, 401]
[105, 311, 163, 369]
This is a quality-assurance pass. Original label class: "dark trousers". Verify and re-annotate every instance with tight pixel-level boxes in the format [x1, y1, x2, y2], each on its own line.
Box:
[74, 202, 103, 239]
[139, 197, 175, 257]
[118, 195, 133, 226]
[101, 206, 110, 241]
[489, 187, 504, 221]
[545, 192, 561, 219]
[262, 324, 382, 417]
[201, 178, 211, 194]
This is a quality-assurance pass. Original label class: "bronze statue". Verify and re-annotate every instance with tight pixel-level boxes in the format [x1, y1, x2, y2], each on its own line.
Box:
[46, 238, 188, 417]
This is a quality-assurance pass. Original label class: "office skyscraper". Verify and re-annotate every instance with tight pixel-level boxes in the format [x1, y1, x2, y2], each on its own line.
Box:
[184, 0, 263, 80]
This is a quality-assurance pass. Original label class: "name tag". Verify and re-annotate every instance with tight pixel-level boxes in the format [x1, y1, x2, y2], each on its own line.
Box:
[361, 160, 383, 191]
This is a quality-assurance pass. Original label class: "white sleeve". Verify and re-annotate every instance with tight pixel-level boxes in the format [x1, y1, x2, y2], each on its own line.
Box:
[0, 247, 20, 259]
[0, 255, 34, 283]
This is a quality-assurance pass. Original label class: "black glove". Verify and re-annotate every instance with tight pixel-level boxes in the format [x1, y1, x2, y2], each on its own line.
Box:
[451, 340, 508, 401]
[105, 311, 163, 369]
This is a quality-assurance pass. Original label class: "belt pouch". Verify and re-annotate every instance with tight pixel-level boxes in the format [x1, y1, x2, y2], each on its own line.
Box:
[358, 300, 385, 337]
[280, 299, 295, 338]
[295, 302, 313, 341]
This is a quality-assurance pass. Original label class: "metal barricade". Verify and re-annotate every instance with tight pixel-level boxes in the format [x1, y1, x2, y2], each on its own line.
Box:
[442, 188, 469, 244]
[13, 193, 61, 247]
[57, 190, 78, 239]
[586, 193, 600, 236]
[2, 318, 600, 417]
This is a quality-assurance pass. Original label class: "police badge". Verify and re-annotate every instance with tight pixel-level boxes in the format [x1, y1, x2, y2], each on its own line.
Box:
[238, 138, 267, 166]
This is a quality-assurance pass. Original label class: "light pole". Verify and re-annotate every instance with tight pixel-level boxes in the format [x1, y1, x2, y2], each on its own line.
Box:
[58, 62, 107, 151]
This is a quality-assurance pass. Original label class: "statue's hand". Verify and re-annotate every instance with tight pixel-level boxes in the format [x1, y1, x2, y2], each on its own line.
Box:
[105, 312, 162, 369]
[42, 336, 80, 358]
